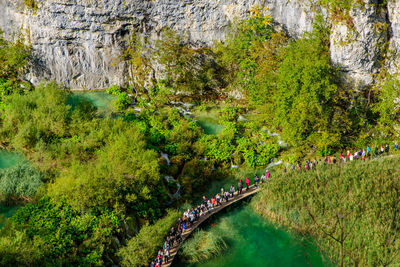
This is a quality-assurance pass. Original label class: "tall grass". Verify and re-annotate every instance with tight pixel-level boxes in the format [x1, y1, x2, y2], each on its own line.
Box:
[178, 229, 228, 263]
[252, 156, 400, 266]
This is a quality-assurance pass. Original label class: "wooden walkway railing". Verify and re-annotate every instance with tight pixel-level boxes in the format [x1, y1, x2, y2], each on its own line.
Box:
[163, 184, 261, 267]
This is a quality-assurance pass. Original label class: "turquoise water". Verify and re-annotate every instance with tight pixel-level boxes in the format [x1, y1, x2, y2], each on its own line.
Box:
[0, 150, 23, 227]
[175, 204, 325, 267]
[0, 150, 23, 169]
[196, 117, 224, 135]
[67, 91, 116, 115]
[0, 205, 19, 228]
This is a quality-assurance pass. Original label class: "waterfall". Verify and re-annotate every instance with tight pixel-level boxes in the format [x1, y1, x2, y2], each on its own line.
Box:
[160, 151, 170, 166]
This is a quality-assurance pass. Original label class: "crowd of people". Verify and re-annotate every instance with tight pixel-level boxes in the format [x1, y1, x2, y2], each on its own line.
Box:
[150, 142, 399, 266]
[287, 143, 399, 173]
[149, 170, 272, 266]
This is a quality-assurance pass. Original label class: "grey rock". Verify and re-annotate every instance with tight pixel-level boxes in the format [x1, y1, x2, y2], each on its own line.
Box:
[1, 0, 397, 89]
[330, 0, 387, 87]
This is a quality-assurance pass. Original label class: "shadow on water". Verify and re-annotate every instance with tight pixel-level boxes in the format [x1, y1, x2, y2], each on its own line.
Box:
[175, 200, 326, 267]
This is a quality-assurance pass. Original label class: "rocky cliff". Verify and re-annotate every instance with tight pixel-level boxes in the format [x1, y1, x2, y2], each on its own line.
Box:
[0, 0, 398, 89]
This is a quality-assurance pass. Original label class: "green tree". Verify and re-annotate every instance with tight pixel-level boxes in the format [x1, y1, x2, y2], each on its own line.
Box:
[373, 75, 400, 137]
[273, 33, 341, 150]
[118, 209, 180, 267]
[155, 28, 220, 95]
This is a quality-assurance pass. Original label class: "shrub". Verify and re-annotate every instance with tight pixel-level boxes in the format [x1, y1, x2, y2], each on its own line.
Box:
[118, 209, 180, 266]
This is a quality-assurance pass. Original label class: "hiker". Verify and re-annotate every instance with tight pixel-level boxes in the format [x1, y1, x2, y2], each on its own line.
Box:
[266, 169, 270, 180]
[385, 144, 390, 155]
[332, 156, 337, 164]
[339, 153, 344, 163]
[367, 146, 371, 157]
[216, 194, 221, 206]
[290, 163, 295, 171]
[245, 177, 250, 190]
[220, 188, 224, 197]
[211, 197, 216, 209]
[395, 142, 399, 152]
[238, 179, 243, 195]
[375, 147, 379, 158]
[381, 145, 385, 154]
[283, 166, 287, 173]
[362, 149, 366, 161]
[254, 174, 260, 188]
[327, 156, 331, 164]
[350, 153, 354, 161]
[202, 196, 207, 205]
[164, 247, 170, 264]
[230, 185, 235, 197]
[224, 191, 229, 202]
[157, 249, 163, 266]
[261, 173, 266, 183]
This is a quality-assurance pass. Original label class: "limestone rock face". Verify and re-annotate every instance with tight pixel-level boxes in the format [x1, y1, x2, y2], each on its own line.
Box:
[0, 0, 398, 89]
[0, 0, 315, 89]
[330, 0, 387, 86]
[387, 0, 400, 74]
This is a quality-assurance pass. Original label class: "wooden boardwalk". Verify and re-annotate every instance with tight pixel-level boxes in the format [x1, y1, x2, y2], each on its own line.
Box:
[163, 184, 261, 267]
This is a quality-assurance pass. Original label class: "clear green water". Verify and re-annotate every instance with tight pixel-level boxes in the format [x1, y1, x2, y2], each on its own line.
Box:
[67, 91, 116, 115]
[0, 151, 23, 227]
[193, 109, 224, 135]
[0, 150, 23, 169]
[196, 116, 224, 135]
[0, 205, 19, 228]
[175, 204, 325, 267]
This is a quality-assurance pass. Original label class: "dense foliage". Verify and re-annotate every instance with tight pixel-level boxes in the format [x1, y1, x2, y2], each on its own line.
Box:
[1, 5, 400, 266]
[11, 197, 122, 266]
[118, 209, 180, 266]
[253, 157, 400, 266]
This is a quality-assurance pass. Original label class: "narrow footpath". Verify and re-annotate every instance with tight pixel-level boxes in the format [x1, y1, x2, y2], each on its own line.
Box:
[164, 184, 260, 267]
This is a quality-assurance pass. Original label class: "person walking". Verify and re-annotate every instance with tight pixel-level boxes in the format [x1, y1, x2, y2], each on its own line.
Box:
[245, 177, 250, 190]
[238, 179, 243, 195]
[375, 147, 379, 158]
[385, 144, 390, 155]
[266, 169, 270, 180]
[395, 142, 399, 152]
[381, 145, 385, 154]
[230, 185, 235, 198]
[254, 174, 260, 188]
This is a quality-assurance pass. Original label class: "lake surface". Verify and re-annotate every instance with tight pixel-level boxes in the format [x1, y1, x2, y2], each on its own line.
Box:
[175, 203, 326, 267]
[0, 150, 24, 227]
[67, 91, 116, 115]
[0, 150, 23, 169]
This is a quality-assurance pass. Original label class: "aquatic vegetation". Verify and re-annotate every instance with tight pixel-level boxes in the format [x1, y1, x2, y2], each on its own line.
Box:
[179, 229, 229, 263]
[253, 156, 400, 266]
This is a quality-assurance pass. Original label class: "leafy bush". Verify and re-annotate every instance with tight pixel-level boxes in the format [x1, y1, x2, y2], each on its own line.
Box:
[0, 227, 43, 266]
[11, 197, 122, 266]
[373, 76, 400, 137]
[118, 209, 180, 266]
[106, 85, 122, 95]
[113, 92, 131, 112]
